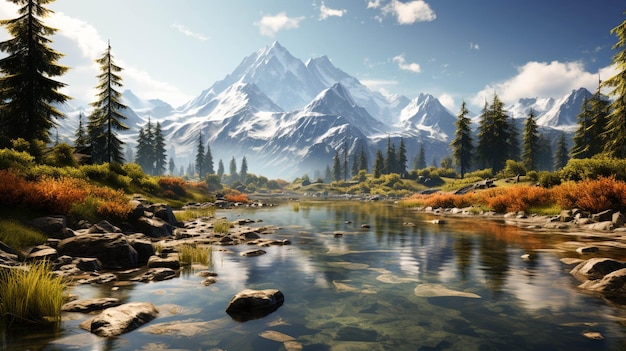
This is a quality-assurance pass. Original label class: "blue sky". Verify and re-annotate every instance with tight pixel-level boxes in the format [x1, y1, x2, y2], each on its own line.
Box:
[0, 0, 623, 113]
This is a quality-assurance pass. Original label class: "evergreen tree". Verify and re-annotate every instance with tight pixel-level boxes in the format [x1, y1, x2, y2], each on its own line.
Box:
[373, 149, 384, 178]
[602, 12, 626, 157]
[205, 143, 214, 174]
[88, 42, 129, 163]
[475, 94, 512, 173]
[508, 117, 521, 161]
[195, 132, 206, 177]
[0, 0, 70, 147]
[553, 132, 569, 170]
[332, 150, 341, 181]
[384, 137, 397, 174]
[135, 119, 155, 174]
[240, 156, 248, 184]
[521, 109, 539, 171]
[153, 122, 167, 175]
[217, 159, 225, 179]
[571, 89, 609, 158]
[351, 151, 359, 177]
[74, 112, 88, 149]
[571, 94, 594, 159]
[536, 134, 553, 171]
[229, 156, 237, 180]
[168, 157, 176, 175]
[343, 142, 349, 181]
[397, 138, 408, 178]
[450, 101, 474, 178]
[414, 143, 426, 170]
[358, 145, 368, 173]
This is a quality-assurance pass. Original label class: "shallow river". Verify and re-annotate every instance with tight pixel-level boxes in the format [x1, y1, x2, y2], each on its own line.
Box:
[4, 201, 626, 350]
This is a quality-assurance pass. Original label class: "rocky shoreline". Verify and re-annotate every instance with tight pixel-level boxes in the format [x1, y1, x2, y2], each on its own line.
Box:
[0, 197, 289, 338]
[414, 205, 626, 304]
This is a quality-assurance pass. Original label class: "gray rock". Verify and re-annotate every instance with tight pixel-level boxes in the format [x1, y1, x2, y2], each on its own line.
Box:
[131, 267, 178, 282]
[80, 302, 158, 337]
[612, 211, 625, 227]
[62, 297, 121, 313]
[579, 268, 626, 296]
[135, 217, 174, 238]
[559, 209, 574, 222]
[147, 254, 180, 270]
[585, 221, 614, 231]
[592, 210, 614, 223]
[576, 246, 600, 254]
[88, 220, 122, 234]
[30, 215, 66, 238]
[127, 236, 155, 265]
[225, 289, 284, 322]
[240, 249, 266, 257]
[25, 245, 58, 262]
[57, 233, 138, 269]
[149, 203, 179, 226]
[74, 257, 103, 271]
[570, 258, 626, 281]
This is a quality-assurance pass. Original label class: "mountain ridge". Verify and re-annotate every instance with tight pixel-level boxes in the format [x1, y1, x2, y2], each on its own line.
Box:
[55, 42, 589, 180]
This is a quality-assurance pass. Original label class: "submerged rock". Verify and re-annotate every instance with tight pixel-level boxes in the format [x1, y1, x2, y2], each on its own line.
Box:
[80, 302, 158, 337]
[414, 283, 481, 298]
[225, 289, 284, 322]
[62, 297, 121, 313]
[570, 258, 626, 281]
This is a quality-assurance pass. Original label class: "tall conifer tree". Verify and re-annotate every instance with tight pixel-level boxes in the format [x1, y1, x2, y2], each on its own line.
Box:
[88, 42, 129, 163]
[195, 132, 206, 177]
[602, 11, 626, 157]
[0, 0, 70, 147]
[521, 109, 539, 171]
[450, 101, 473, 178]
[153, 122, 167, 175]
[553, 132, 569, 170]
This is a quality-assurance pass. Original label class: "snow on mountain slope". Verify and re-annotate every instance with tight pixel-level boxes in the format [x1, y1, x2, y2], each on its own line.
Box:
[399, 93, 457, 140]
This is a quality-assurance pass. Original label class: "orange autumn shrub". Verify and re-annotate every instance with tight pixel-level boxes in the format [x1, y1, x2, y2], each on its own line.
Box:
[475, 186, 553, 213]
[422, 192, 474, 209]
[97, 200, 133, 222]
[553, 176, 626, 213]
[158, 177, 187, 197]
[0, 170, 29, 205]
[26, 176, 88, 214]
[224, 193, 249, 203]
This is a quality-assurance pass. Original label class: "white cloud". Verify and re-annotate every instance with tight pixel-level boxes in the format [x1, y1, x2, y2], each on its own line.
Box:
[319, 2, 346, 20]
[469, 42, 479, 51]
[382, 0, 436, 25]
[471, 60, 618, 106]
[171, 23, 209, 41]
[393, 54, 421, 73]
[438, 93, 456, 112]
[367, 0, 382, 9]
[255, 12, 306, 37]
[361, 79, 399, 94]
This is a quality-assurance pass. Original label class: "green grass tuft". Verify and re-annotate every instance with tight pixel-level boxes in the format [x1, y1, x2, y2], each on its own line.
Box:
[178, 244, 213, 267]
[0, 262, 67, 324]
[212, 219, 232, 234]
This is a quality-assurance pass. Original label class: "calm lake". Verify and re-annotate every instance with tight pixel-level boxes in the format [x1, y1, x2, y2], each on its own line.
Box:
[4, 200, 626, 350]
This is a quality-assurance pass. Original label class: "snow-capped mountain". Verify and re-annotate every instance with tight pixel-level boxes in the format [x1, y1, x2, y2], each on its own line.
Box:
[55, 42, 590, 179]
[507, 87, 590, 132]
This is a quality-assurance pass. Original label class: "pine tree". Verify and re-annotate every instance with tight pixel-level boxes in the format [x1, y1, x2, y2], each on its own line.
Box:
[343, 142, 349, 181]
[373, 149, 384, 178]
[135, 119, 156, 174]
[229, 157, 238, 181]
[153, 122, 167, 175]
[195, 132, 206, 177]
[205, 143, 214, 174]
[414, 143, 426, 170]
[88, 42, 129, 163]
[450, 101, 474, 178]
[571, 89, 609, 158]
[358, 145, 368, 173]
[217, 159, 224, 179]
[332, 150, 341, 181]
[0, 0, 70, 147]
[74, 112, 88, 149]
[476, 94, 512, 173]
[508, 117, 521, 161]
[384, 137, 397, 174]
[536, 134, 553, 171]
[397, 138, 408, 178]
[521, 109, 539, 171]
[240, 156, 248, 184]
[553, 132, 569, 170]
[602, 11, 626, 157]
[168, 157, 176, 175]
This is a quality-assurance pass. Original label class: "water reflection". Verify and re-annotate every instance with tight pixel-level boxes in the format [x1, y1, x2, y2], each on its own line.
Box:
[4, 201, 626, 350]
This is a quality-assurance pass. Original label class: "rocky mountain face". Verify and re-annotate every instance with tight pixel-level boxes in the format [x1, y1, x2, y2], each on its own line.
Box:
[56, 42, 589, 180]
